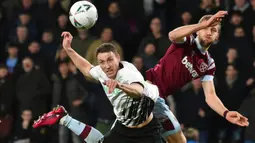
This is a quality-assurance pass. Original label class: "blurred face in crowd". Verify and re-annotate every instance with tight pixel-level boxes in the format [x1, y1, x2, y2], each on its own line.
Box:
[132, 56, 143, 71]
[144, 43, 156, 56]
[251, 0, 255, 8]
[234, 27, 245, 37]
[77, 29, 88, 40]
[97, 51, 120, 79]
[68, 61, 77, 73]
[19, 14, 31, 25]
[58, 14, 68, 28]
[22, 0, 32, 9]
[21, 110, 32, 121]
[59, 48, 68, 60]
[101, 28, 113, 42]
[17, 26, 28, 41]
[227, 48, 238, 62]
[150, 18, 161, 33]
[197, 19, 220, 47]
[225, 65, 238, 79]
[0, 67, 8, 79]
[28, 42, 40, 54]
[231, 14, 242, 25]
[42, 31, 53, 43]
[48, 0, 57, 7]
[8, 47, 18, 57]
[235, 0, 246, 8]
[181, 12, 192, 25]
[59, 63, 69, 76]
[22, 58, 34, 72]
[202, 0, 213, 7]
[108, 2, 119, 16]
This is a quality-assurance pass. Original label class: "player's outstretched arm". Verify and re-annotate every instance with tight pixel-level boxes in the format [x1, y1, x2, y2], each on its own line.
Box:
[61, 32, 93, 78]
[202, 80, 249, 127]
[168, 11, 227, 43]
[104, 80, 143, 97]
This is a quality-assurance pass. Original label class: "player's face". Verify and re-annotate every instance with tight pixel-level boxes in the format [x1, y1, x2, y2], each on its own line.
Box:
[97, 52, 120, 79]
[197, 24, 220, 47]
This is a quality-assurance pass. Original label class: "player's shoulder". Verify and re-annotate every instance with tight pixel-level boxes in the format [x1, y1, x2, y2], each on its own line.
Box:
[121, 61, 138, 71]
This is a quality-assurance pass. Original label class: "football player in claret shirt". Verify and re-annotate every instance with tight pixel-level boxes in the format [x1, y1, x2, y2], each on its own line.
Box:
[146, 11, 249, 142]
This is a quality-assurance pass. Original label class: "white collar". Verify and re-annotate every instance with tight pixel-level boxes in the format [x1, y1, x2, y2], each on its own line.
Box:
[195, 37, 206, 55]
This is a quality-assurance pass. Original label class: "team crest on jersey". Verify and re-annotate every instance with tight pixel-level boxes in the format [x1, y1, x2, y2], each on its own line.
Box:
[197, 59, 208, 72]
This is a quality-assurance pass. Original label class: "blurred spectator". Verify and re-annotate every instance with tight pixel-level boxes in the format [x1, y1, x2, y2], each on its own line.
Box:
[184, 128, 200, 143]
[217, 64, 253, 143]
[37, 0, 66, 31]
[94, 1, 131, 49]
[138, 17, 170, 59]
[193, 0, 220, 23]
[86, 27, 123, 65]
[0, 64, 14, 142]
[10, 26, 30, 58]
[12, 109, 34, 143]
[40, 30, 58, 74]
[132, 56, 146, 78]
[54, 14, 76, 43]
[175, 79, 210, 143]
[180, 11, 193, 26]
[52, 61, 87, 143]
[239, 89, 255, 143]
[224, 11, 244, 40]
[27, 41, 45, 70]
[4, 43, 20, 74]
[16, 57, 51, 119]
[140, 43, 158, 70]
[9, 12, 37, 41]
[55, 47, 69, 67]
[232, 0, 250, 16]
[71, 29, 96, 57]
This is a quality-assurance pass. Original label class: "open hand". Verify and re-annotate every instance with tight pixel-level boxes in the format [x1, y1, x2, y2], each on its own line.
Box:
[204, 11, 228, 27]
[226, 111, 249, 127]
[103, 79, 120, 94]
[61, 32, 73, 50]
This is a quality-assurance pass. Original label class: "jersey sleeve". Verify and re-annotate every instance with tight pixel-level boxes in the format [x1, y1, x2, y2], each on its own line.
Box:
[173, 35, 194, 45]
[89, 66, 100, 80]
[142, 82, 159, 102]
[201, 62, 216, 82]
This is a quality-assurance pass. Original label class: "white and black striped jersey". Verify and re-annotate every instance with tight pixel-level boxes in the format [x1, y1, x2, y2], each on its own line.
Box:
[89, 61, 159, 126]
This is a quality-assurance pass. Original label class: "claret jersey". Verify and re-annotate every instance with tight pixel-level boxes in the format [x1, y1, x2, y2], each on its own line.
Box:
[146, 35, 216, 98]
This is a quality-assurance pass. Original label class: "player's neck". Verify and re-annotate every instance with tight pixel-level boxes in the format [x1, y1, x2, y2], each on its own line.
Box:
[195, 37, 210, 53]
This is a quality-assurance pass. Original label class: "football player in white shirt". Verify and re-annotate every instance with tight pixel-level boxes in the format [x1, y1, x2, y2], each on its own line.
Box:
[33, 32, 163, 143]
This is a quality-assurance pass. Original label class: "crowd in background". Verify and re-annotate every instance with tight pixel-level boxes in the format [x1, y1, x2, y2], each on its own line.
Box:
[0, 0, 255, 143]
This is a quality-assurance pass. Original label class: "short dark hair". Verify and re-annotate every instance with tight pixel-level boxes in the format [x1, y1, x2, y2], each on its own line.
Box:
[96, 43, 118, 57]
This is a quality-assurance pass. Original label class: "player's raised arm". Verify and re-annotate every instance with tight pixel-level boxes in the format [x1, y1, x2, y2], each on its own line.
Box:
[61, 32, 93, 78]
[202, 80, 249, 127]
[168, 11, 227, 43]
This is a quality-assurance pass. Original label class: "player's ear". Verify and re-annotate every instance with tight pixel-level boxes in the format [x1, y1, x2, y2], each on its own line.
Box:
[116, 53, 120, 61]
[215, 33, 220, 41]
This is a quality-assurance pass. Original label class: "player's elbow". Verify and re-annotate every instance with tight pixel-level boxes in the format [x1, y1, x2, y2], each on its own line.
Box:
[168, 31, 176, 42]
[168, 31, 175, 42]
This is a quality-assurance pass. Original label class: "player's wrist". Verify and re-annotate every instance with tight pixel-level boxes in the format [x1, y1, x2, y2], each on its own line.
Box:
[199, 22, 208, 29]
[223, 110, 229, 118]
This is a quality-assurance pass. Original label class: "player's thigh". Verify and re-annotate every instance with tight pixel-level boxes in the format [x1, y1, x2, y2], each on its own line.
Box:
[153, 97, 183, 140]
